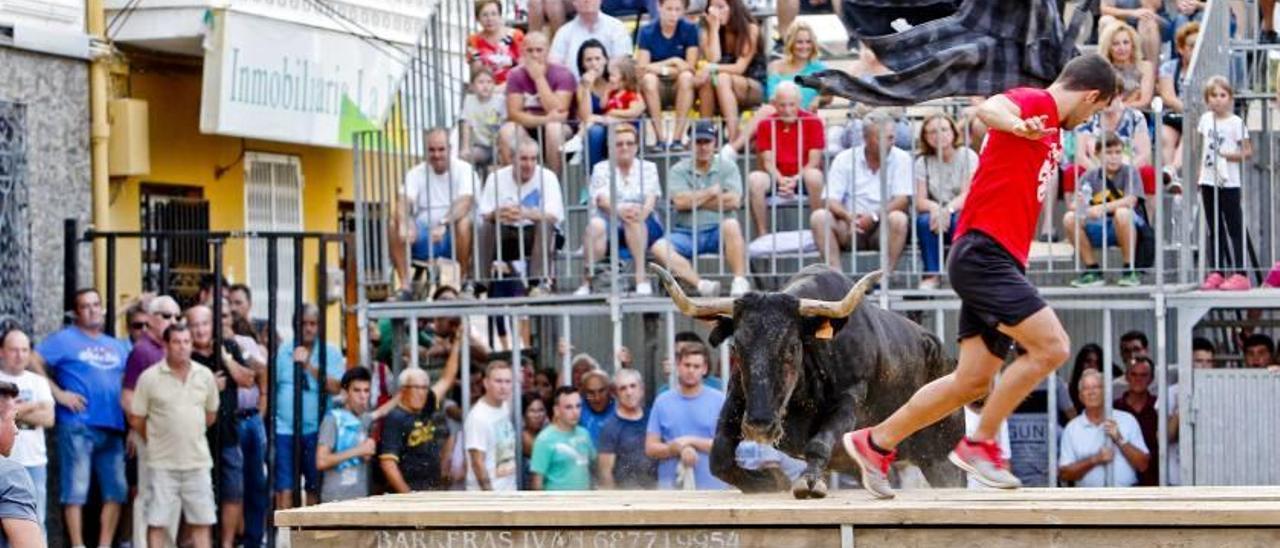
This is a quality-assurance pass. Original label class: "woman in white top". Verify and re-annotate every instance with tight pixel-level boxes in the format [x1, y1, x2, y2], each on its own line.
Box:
[913, 114, 977, 290]
[576, 124, 664, 296]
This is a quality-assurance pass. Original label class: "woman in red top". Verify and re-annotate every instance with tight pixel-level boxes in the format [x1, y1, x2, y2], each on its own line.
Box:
[467, 0, 524, 86]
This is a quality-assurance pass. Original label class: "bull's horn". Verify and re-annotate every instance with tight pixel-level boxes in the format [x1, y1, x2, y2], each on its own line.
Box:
[796, 270, 883, 318]
[648, 263, 734, 318]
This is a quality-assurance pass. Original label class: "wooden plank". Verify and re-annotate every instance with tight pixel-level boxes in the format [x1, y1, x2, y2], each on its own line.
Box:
[276, 488, 1280, 529]
[288, 528, 837, 548]
[856, 528, 1280, 548]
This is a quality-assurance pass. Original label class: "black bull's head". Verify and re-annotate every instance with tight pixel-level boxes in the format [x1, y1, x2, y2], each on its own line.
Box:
[649, 264, 881, 445]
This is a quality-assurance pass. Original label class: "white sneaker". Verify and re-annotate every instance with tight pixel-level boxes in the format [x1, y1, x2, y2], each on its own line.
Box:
[720, 144, 738, 162]
[730, 276, 751, 297]
[563, 134, 583, 153]
[568, 151, 581, 165]
[697, 279, 721, 296]
[918, 277, 940, 290]
[573, 284, 591, 296]
[635, 281, 653, 296]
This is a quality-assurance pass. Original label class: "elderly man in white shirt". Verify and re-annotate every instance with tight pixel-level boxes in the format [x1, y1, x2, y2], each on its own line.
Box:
[811, 111, 913, 274]
[476, 138, 566, 295]
[1058, 369, 1150, 487]
[575, 124, 665, 296]
[389, 128, 480, 299]
[549, 0, 634, 78]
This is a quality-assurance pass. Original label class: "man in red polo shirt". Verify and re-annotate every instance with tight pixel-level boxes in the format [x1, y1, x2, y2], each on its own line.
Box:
[841, 54, 1120, 498]
[745, 82, 825, 236]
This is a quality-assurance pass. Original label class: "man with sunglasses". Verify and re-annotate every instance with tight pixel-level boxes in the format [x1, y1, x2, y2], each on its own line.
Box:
[121, 295, 181, 548]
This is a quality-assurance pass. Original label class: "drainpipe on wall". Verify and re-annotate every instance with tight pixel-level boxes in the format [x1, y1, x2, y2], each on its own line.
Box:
[87, 0, 109, 297]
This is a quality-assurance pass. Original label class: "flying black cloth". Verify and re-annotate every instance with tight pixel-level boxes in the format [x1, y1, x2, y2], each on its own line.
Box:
[796, 0, 1098, 105]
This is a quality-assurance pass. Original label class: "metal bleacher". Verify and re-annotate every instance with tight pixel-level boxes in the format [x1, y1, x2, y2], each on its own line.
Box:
[348, 0, 1280, 488]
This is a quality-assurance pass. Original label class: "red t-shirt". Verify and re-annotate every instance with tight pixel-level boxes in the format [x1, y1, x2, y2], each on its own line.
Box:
[604, 89, 639, 113]
[954, 88, 1063, 267]
[755, 110, 825, 177]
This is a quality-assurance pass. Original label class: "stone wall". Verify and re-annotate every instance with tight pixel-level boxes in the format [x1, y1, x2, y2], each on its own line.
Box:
[0, 47, 92, 338]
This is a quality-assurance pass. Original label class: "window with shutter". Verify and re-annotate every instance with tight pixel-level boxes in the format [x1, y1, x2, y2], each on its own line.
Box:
[244, 152, 303, 340]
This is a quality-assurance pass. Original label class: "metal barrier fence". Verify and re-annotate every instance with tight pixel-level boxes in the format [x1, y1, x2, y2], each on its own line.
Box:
[66, 220, 347, 548]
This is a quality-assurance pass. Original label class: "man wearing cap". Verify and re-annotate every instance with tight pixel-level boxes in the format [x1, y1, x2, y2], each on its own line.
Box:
[651, 122, 752, 298]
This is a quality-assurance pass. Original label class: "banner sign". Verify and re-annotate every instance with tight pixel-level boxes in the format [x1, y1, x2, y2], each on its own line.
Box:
[199, 10, 411, 148]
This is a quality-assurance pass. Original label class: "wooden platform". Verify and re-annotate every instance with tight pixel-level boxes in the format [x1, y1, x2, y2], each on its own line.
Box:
[277, 487, 1280, 547]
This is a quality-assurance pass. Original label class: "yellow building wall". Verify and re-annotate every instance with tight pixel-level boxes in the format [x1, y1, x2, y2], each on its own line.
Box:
[106, 61, 352, 349]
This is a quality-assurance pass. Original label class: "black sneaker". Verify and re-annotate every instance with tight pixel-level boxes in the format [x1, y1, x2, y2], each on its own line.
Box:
[1261, 30, 1278, 44]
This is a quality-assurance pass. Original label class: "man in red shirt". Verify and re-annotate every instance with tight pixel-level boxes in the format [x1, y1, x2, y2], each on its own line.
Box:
[841, 54, 1120, 498]
[745, 82, 825, 236]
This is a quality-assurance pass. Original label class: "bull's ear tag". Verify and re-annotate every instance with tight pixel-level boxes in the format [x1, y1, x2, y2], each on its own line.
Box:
[815, 320, 834, 340]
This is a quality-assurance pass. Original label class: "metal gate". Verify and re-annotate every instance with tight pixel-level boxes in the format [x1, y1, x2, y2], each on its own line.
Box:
[1191, 369, 1280, 485]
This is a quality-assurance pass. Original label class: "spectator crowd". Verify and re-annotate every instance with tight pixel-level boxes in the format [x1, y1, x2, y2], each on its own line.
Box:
[5, 0, 1280, 546]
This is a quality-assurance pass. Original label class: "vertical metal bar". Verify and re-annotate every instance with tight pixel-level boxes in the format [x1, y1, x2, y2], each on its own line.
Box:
[265, 235, 279, 547]
[211, 239, 227, 504]
[512, 325, 525, 487]
[665, 310, 676, 389]
[160, 236, 172, 296]
[105, 234, 117, 337]
[315, 238, 330, 497]
[1047, 369, 1059, 487]
[64, 218, 78, 314]
[291, 236, 304, 507]
[410, 312, 420, 370]
[560, 315, 571, 387]
[1102, 307, 1114, 487]
[1155, 293, 1168, 486]
[1153, 98, 1165, 288]
[355, 134, 371, 371]
[877, 121, 890, 308]
[461, 314, 472, 418]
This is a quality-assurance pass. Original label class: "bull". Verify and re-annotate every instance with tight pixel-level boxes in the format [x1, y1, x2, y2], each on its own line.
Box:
[651, 263, 963, 498]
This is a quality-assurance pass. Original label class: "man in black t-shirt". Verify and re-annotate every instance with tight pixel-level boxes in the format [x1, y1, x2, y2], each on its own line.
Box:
[379, 363, 460, 492]
[187, 305, 255, 548]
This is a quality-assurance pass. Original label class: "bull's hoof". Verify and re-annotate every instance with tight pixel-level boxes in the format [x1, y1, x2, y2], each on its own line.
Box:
[790, 475, 829, 499]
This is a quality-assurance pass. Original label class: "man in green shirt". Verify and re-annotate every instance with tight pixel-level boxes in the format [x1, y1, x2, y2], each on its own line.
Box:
[650, 122, 752, 297]
[530, 386, 596, 490]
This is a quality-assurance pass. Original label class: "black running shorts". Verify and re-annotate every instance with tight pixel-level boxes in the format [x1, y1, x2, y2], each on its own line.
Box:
[947, 230, 1048, 359]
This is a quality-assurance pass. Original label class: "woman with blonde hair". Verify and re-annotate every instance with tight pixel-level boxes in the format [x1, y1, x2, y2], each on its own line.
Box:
[913, 113, 977, 290]
[1099, 21, 1154, 111]
[721, 22, 830, 158]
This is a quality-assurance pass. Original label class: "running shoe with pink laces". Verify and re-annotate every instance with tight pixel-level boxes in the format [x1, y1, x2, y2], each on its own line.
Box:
[841, 429, 897, 499]
[949, 437, 1021, 489]
[1219, 273, 1252, 291]
[1201, 271, 1225, 290]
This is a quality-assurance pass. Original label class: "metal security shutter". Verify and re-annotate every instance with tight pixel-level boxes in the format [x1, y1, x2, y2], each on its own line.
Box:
[244, 152, 303, 340]
[1192, 369, 1280, 485]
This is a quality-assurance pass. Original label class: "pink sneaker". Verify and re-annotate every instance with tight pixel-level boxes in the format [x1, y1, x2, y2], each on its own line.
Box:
[1201, 272, 1225, 290]
[1219, 273, 1252, 291]
[949, 437, 1021, 489]
[841, 429, 897, 499]
[1265, 262, 1280, 288]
